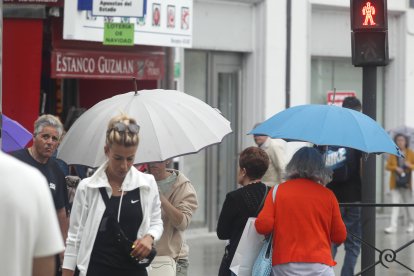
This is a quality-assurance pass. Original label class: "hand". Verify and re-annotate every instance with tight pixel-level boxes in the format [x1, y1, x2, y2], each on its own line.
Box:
[62, 268, 74, 276]
[405, 161, 412, 168]
[396, 167, 404, 174]
[130, 235, 154, 260]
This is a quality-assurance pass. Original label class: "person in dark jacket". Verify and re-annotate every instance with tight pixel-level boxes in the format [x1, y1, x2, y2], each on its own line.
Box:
[216, 146, 270, 276]
[325, 96, 363, 276]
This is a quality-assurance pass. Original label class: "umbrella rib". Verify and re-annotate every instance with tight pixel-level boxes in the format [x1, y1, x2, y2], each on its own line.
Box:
[139, 98, 164, 160]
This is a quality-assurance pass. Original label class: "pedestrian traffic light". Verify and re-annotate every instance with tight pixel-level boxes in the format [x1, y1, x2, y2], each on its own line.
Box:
[350, 0, 388, 66]
[351, 0, 387, 31]
[352, 32, 388, 66]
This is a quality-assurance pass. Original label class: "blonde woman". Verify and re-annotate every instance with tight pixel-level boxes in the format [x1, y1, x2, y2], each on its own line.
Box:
[62, 115, 163, 276]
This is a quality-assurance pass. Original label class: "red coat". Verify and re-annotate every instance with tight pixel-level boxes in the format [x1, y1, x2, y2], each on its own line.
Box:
[255, 178, 346, 266]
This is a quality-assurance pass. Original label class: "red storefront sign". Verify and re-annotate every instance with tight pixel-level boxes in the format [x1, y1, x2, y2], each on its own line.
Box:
[327, 91, 356, 106]
[51, 49, 164, 80]
[4, 0, 63, 6]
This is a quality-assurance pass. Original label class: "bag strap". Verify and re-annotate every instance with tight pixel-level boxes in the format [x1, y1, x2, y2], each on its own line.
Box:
[262, 184, 279, 258]
[99, 187, 111, 207]
[98, 187, 132, 239]
[272, 184, 279, 202]
[255, 185, 270, 216]
[99, 187, 118, 219]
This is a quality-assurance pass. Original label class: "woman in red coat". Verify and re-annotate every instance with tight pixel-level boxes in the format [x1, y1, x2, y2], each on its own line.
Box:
[255, 147, 346, 276]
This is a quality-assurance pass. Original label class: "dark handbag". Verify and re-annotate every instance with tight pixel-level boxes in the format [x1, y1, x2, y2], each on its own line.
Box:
[98, 188, 157, 267]
[395, 171, 411, 188]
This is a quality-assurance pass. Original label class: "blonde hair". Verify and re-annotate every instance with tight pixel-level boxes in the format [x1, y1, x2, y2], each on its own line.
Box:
[106, 114, 139, 147]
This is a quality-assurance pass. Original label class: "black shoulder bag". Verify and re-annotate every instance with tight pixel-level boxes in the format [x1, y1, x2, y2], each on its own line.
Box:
[98, 188, 157, 268]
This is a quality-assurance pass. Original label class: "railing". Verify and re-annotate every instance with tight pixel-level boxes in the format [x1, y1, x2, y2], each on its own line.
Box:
[339, 203, 414, 276]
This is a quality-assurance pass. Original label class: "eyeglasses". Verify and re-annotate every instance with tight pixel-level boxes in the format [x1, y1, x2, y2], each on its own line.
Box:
[108, 121, 140, 134]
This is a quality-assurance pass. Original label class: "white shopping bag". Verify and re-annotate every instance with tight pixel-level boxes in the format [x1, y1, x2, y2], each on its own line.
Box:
[230, 217, 266, 276]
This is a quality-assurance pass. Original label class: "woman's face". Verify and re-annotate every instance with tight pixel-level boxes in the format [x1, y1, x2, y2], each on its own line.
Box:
[396, 136, 407, 150]
[105, 143, 138, 180]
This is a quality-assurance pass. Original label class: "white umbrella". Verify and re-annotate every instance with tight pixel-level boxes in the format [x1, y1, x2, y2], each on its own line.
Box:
[57, 89, 232, 167]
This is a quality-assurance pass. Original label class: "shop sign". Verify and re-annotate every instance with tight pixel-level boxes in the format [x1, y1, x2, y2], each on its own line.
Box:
[4, 0, 63, 5]
[64, 0, 193, 48]
[103, 23, 135, 46]
[327, 91, 356, 106]
[51, 49, 164, 80]
[92, 0, 145, 18]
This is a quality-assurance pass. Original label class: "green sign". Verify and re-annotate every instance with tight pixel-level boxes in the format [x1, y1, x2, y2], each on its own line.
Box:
[174, 63, 181, 78]
[103, 23, 134, 46]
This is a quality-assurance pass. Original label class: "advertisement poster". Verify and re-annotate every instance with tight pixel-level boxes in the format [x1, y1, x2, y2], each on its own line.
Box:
[64, 0, 193, 48]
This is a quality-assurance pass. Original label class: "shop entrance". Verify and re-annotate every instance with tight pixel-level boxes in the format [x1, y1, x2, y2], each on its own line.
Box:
[183, 51, 243, 230]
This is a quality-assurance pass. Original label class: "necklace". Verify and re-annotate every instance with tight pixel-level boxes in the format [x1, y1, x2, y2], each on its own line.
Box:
[105, 169, 123, 192]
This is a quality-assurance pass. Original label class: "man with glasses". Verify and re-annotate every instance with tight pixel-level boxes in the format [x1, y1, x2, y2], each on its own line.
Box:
[10, 114, 69, 276]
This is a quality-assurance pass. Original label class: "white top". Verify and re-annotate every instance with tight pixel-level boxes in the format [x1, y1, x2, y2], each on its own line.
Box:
[63, 162, 163, 276]
[0, 151, 65, 276]
[273, 262, 334, 276]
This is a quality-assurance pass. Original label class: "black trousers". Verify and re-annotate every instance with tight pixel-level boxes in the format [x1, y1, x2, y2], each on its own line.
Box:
[55, 255, 61, 276]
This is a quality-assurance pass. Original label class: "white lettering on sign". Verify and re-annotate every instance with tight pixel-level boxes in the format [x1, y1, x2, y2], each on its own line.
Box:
[97, 57, 134, 74]
[56, 53, 96, 73]
[145, 59, 160, 76]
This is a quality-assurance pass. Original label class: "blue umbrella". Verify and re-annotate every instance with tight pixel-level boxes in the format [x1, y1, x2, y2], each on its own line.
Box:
[250, 104, 402, 157]
[1, 114, 33, 153]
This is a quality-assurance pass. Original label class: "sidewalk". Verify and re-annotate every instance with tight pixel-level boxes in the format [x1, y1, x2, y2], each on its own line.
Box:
[186, 214, 414, 276]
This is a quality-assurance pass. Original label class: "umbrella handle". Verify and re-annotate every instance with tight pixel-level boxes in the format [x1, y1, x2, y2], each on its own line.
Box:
[133, 78, 138, 95]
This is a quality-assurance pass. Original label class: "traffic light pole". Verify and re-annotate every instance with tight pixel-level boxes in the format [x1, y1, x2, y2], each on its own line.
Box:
[361, 66, 377, 276]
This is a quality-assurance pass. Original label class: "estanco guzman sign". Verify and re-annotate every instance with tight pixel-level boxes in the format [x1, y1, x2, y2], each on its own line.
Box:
[51, 49, 164, 80]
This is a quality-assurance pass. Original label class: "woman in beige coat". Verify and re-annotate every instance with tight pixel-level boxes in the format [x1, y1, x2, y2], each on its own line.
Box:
[147, 161, 198, 276]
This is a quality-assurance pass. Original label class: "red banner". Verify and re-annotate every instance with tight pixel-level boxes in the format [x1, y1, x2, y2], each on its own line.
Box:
[51, 49, 164, 80]
[4, 0, 63, 6]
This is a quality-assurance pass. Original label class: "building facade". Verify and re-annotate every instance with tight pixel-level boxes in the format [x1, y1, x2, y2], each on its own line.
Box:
[179, 0, 414, 230]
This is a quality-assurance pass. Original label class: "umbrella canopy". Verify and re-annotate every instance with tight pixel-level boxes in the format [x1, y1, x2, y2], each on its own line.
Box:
[57, 89, 232, 167]
[250, 104, 402, 157]
[387, 125, 414, 150]
[1, 114, 32, 153]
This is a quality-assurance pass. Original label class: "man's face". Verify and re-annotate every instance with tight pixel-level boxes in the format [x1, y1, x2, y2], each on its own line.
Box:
[253, 135, 268, 147]
[33, 126, 60, 160]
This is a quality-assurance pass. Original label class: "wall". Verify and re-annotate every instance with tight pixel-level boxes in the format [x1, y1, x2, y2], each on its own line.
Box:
[192, 0, 253, 52]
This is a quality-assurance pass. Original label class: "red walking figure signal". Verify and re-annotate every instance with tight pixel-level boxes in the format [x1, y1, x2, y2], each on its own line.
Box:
[362, 2, 376, 26]
[351, 0, 386, 31]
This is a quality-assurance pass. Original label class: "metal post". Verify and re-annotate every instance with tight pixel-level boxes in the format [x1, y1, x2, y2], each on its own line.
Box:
[285, 0, 291, 108]
[361, 66, 377, 276]
[162, 47, 175, 90]
[0, 0, 3, 149]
